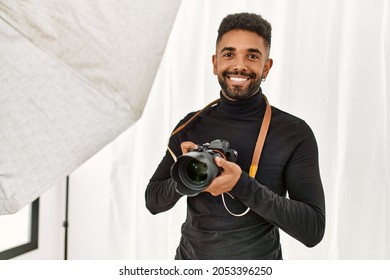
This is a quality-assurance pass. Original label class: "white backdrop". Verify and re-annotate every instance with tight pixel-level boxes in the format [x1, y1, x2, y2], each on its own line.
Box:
[106, 0, 389, 260]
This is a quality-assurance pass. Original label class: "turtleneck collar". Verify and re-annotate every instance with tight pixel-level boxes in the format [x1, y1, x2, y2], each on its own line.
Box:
[217, 88, 266, 120]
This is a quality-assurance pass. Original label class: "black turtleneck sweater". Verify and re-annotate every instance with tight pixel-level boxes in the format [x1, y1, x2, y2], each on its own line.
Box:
[145, 89, 325, 259]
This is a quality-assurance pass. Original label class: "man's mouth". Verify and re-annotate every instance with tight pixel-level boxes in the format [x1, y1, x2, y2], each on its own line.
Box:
[223, 71, 255, 86]
[228, 76, 250, 84]
[227, 75, 250, 86]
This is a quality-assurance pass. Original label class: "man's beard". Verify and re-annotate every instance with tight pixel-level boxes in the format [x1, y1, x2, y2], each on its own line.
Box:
[218, 71, 261, 101]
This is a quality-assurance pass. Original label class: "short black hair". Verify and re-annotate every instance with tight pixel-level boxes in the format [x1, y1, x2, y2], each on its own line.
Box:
[216, 13, 272, 50]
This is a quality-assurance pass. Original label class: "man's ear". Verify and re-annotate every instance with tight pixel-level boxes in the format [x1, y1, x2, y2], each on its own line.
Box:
[212, 54, 217, 75]
[262, 58, 273, 79]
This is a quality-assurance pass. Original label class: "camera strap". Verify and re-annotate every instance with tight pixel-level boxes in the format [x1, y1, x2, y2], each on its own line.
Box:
[249, 94, 271, 178]
[168, 94, 272, 217]
[169, 94, 271, 175]
[168, 98, 220, 161]
[223, 94, 271, 216]
[170, 98, 221, 137]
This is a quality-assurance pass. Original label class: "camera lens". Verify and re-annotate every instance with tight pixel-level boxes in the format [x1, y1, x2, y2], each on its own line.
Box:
[171, 150, 221, 196]
[170, 140, 238, 196]
[186, 159, 208, 183]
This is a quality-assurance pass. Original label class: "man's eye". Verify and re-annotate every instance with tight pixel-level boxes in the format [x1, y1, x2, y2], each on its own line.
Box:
[248, 54, 259, 59]
[223, 53, 233, 57]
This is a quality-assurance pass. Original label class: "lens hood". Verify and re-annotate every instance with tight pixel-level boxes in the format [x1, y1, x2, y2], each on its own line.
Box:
[171, 151, 220, 196]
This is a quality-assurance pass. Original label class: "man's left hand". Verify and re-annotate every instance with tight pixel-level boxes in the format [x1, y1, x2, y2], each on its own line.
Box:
[204, 157, 242, 196]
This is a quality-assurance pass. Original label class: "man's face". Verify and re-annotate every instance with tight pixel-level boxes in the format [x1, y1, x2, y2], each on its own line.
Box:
[212, 30, 273, 101]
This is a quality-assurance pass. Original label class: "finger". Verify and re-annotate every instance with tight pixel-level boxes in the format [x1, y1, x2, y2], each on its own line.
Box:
[180, 141, 197, 154]
[215, 157, 242, 180]
[215, 156, 230, 170]
[215, 156, 223, 166]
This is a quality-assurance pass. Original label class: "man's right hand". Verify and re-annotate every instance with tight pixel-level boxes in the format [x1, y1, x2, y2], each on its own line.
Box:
[180, 141, 198, 155]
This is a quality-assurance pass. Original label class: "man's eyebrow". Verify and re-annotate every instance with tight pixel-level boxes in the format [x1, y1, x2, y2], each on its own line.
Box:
[248, 48, 263, 56]
[220, 47, 263, 57]
[220, 47, 236, 53]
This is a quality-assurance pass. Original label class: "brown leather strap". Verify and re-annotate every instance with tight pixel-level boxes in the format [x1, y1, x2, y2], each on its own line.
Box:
[168, 98, 220, 162]
[169, 94, 272, 179]
[249, 94, 271, 178]
[171, 99, 220, 137]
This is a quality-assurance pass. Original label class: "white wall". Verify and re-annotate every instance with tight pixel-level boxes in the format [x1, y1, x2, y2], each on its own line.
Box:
[15, 181, 65, 260]
[13, 145, 113, 260]
[66, 145, 113, 259]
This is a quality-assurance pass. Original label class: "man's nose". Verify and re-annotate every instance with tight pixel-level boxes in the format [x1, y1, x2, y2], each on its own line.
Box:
[233, 55, 247, 72]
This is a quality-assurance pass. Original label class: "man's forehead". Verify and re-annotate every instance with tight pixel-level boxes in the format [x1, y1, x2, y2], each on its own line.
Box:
[217, 30, 265, 47]
[216, 29, 269, 55]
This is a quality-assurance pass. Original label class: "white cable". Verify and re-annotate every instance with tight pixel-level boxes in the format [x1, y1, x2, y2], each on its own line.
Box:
[221, 193, 250, 217]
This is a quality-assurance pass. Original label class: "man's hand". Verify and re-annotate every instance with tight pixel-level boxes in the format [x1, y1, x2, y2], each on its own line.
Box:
[204, 157, 242, 196]
[180, 141, 197, 154]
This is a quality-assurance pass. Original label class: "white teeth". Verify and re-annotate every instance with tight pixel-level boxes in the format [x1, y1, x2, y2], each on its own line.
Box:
[230, 77, 248, 82]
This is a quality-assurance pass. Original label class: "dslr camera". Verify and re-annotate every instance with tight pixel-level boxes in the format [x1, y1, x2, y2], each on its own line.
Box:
[171, 139, 238, 196]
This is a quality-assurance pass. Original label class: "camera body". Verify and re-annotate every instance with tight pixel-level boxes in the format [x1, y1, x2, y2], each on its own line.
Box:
[171, 139, 238, 196]
[191, 139, 237, 161]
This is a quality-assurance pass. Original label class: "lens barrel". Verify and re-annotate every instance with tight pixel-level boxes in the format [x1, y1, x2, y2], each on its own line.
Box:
[171, 151, 220, 196]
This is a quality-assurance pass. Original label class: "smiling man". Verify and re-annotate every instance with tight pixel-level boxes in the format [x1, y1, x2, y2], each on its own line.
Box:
[213, 28, 273, 101]
[146, 13, 325, 260]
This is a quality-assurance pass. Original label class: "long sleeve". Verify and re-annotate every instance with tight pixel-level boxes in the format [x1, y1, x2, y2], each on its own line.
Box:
[145, 114, 192, 214]
[145, 149, 183, 214]
[229, 120, 325, 247]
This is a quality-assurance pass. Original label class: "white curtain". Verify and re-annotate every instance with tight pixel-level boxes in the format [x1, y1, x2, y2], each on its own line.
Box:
[0, 0, 181, 214]
[110, 0, 389, 259]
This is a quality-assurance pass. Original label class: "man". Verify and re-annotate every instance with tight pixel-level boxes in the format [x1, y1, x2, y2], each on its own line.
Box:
[145, 12, 325, 259]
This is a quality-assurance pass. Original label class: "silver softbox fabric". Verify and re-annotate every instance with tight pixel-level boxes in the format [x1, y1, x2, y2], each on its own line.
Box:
[0, 0, 181, 214]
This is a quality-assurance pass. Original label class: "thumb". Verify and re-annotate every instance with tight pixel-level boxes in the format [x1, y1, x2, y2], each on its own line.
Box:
[215, 156, 240, 173]
[215, 156, 226, 168]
